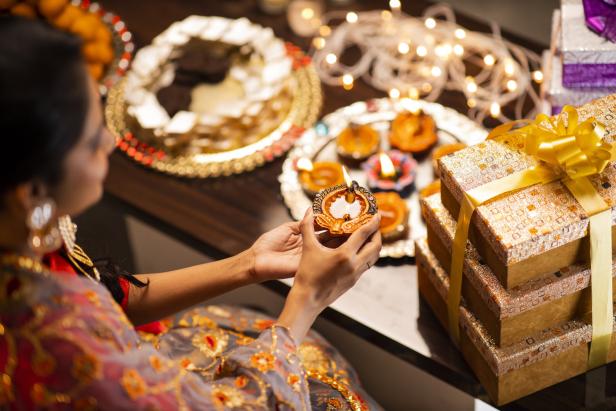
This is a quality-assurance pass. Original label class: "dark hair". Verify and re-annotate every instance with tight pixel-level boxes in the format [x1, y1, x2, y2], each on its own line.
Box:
[0, 16, 148, 296]
[0, 15, 88, 194]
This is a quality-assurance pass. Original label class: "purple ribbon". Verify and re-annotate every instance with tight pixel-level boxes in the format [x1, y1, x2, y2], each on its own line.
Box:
[583, 0, 616, 42]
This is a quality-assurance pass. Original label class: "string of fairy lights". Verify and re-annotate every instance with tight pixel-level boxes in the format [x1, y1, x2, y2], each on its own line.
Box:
[308, 1, 544, 125]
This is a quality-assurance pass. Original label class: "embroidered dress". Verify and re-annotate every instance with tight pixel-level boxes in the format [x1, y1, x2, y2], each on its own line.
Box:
[0, 255, 381, 410]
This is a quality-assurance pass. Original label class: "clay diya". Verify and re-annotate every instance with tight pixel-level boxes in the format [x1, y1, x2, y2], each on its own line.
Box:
[313, 167, 378, 236]
[362, 150, 417, 198]
[374, 192, 409, 242]
[389, 110, 438, 155]
[296, 158, 345, 197]
[432, 142, 466, 176]
[336, 123, 380, 165]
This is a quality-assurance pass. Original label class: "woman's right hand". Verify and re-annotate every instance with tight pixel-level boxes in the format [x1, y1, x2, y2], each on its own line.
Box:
[276, 209, 382, 343]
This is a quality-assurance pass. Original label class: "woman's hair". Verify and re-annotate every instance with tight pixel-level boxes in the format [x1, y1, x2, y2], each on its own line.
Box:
[0, 15, 88, 195]
[0, 16, 148, 296]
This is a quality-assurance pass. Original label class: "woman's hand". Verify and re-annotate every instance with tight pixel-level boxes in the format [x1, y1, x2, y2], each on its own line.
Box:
[249, 221, 303, 281]
[276, 209, 382, 343]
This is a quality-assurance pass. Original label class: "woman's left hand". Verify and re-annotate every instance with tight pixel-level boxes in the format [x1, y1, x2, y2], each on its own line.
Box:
[249, 221, 303, 281]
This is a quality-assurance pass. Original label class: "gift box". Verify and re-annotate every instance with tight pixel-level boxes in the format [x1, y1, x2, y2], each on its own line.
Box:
[561, 0, 616, 88]
[422, 192, 616, 346]
[438, 94, 616, 289]
[416, 238, 616, 406]
[543, 10, 616, 114]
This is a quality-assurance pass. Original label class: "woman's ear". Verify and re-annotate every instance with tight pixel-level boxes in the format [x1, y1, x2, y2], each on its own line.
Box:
[5, 182, 35, 216]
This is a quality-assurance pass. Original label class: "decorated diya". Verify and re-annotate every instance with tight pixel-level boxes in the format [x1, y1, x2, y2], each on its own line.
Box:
[432, 143, 466, 176]
[389, 110, 438, 155]
[362, 150, 418, 198]
[336, 123, 380, 163]
[313, 167, 378, 236]
[374, 192, 409, 242]
[296, 158, 345, 197]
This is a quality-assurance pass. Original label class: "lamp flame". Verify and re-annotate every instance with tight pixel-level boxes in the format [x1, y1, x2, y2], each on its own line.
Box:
[342, 166, 353, 188]
[379, 153, 397, 179]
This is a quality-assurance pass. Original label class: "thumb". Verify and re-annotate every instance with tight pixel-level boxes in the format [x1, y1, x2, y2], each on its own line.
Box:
[300, 208, 319, 247]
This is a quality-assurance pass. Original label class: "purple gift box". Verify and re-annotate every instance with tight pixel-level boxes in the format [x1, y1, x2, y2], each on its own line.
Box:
[543, 10, 616, 115]
[561, 0, 616, 88]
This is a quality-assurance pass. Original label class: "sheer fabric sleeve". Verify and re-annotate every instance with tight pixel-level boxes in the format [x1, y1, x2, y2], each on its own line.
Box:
[2, 274, 311, 410]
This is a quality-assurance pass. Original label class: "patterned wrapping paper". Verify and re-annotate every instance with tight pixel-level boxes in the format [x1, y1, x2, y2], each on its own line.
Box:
[415, 238, 616, 377]
[561, 0, 616, 88]
[543, 10, 616, 114]
[421, 193, 616, 320]
[438, 94, 616, 267]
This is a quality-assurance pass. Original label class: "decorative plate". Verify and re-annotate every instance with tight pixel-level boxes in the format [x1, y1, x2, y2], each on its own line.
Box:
[105, 27, 321, 178]
[279, 98, 487, 258]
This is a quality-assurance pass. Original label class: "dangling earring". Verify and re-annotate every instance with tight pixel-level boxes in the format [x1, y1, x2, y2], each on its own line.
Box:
[26, 198, 62, 254]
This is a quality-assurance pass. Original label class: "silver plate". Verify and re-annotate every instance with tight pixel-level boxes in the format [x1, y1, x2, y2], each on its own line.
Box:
[279, 98, 487, 258]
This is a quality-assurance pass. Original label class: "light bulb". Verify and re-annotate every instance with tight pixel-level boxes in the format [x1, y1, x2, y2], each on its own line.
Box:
[398, 42, 410, 54]
[389, 88, 401, 99]
[342, 74, 354, 90]
[301, 8, 314, 20]
[506, 79, 518, 91]
[425, 17, 436, 29]
[454, 28, 466, 39]
[416, 45, 428, 57]
[532, 70, 544, 83]
[453, 44, 464, 56]
[490, 102, 501, 117]
[325, 53, 337, 65]
[431, 66, 442, 77]
[346, 12, 358, 24]
[483, 54, 495, 66]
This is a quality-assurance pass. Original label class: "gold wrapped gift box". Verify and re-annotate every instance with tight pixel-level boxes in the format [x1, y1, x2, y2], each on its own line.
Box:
[422, 192, 616, 347]
[437, 95, 616, 289]
[416, 239, 616, 406]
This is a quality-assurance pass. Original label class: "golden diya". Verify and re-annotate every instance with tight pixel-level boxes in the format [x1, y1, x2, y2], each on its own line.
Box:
[336, 122, 380, 165]
[296, 158, 345, 197]
[431, 142, 466, 176]
[313, 166, 378, 237]
[362, 150, 417, 198]
[389, 109, 438, 155]
[373, 192, 409, 242]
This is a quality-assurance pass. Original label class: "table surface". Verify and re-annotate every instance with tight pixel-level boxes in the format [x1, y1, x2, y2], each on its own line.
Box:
[101, 1, 616, 409]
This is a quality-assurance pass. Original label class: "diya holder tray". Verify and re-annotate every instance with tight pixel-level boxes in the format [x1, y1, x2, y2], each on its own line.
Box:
[105, 43, 322, 178]
[280, 98, 487, 258]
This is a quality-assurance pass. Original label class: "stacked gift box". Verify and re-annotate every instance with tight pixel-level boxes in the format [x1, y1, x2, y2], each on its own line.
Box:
[416, 93, 616, 405]
[543, 0, 616, 114]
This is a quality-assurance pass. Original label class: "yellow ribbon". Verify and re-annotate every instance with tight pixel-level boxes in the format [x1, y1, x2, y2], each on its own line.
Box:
[447, 106, 614, 368]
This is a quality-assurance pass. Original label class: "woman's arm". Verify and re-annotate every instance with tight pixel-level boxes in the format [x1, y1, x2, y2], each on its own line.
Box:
[125, 221, 303, 325]
[126, 249, 255, 325]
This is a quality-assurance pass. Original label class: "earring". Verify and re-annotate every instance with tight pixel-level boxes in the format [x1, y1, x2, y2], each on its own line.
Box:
[26, 198, 62, 253]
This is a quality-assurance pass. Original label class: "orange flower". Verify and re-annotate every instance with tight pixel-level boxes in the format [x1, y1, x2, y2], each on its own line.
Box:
[327, 398, 343, 409]
[253, 319, 275, 331]
[121, 369, 147, 399]
[149, 356, 163, 372]
[180, 358, 195, 371]
[287, 373, 302, 392]
[234, 375, 248, 389]
[211, 385, 244, 407]
[72, 353, 100, 382]
[250, 351, 275, 373]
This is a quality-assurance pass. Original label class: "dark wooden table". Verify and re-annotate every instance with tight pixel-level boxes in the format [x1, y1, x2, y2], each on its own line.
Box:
[99, 1, 616, 409]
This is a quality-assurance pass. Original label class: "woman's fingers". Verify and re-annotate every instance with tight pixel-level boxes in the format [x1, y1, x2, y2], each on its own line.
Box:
[344, 215, 381, 253]
[356, 231, 382, 272]
[299, 208, 321, 248]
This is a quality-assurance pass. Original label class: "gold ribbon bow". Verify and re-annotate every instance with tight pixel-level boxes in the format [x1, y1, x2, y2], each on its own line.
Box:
[447, 106, 615, 369]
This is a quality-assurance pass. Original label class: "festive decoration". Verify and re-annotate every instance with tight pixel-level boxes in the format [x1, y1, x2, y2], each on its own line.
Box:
[311, 3, 543, 125]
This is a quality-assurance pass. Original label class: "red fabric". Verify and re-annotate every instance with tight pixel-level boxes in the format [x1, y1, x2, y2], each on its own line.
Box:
[43, 251, 77, 277]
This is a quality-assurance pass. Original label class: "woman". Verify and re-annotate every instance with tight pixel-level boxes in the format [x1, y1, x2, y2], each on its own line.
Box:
[0, 15, 383, 410]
